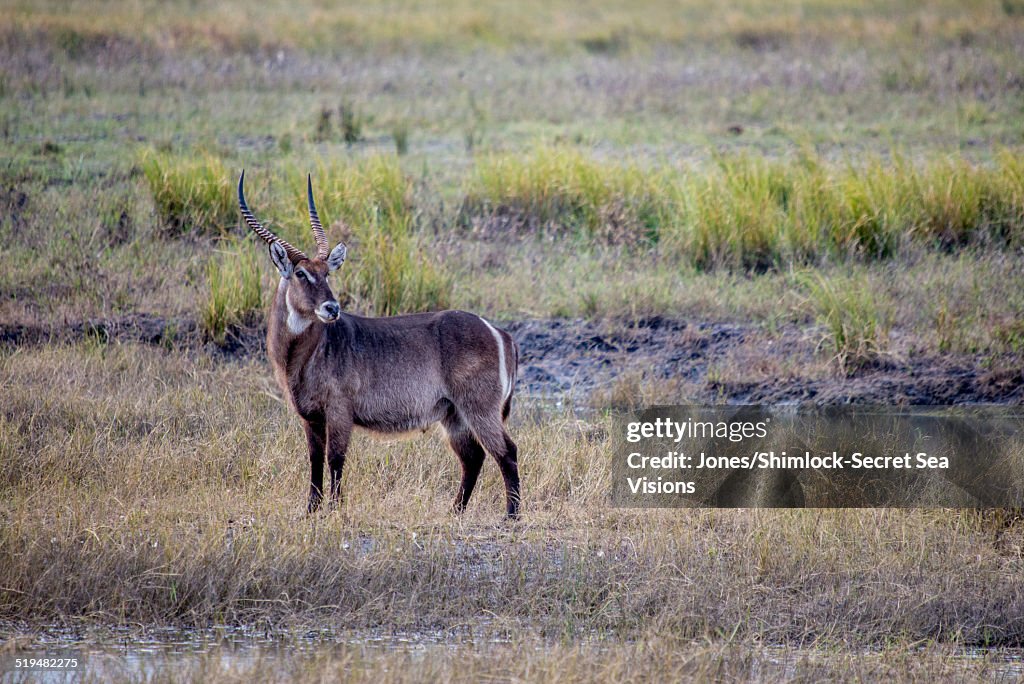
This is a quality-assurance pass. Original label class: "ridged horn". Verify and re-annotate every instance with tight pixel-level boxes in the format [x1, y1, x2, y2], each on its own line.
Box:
[307, 174, 329, 261]
[237, 170, 308, 263]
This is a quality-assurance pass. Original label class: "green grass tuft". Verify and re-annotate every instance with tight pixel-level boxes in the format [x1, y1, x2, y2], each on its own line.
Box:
[391, 121, 410, 156]
[200, 241, 264, 345]
[667, 154, 797, 270]
[460, 148, 1024, 268]
[298, 155, 411, 228]
[347, 207, 452, 316]
[276, 156, 449, 316]
[461, 147, 669, 242]
[140, 150, 236, 236]
[797, 271, 891, 374]
[338, 100, 364, 145]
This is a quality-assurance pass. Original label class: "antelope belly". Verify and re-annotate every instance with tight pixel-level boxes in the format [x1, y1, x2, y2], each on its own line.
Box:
[356, 424, 435, 442]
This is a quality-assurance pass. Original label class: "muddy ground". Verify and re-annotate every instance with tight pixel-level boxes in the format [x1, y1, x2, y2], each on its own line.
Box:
[508, 317, 1024, 406]
[3, 313, 1022, 406]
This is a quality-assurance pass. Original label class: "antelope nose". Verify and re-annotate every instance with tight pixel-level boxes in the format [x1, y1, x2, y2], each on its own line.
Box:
[322, 301, 340, 319]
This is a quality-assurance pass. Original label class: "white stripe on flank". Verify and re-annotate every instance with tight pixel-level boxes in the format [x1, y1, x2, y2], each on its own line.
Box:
[478, 316, 512, 401]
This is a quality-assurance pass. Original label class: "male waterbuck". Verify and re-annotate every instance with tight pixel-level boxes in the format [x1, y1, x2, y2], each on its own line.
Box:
[238, 172, 521, 519]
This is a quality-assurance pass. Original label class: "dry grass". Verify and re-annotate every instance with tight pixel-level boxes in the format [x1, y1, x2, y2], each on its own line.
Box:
[1, 343, 1022, 647]
[1, 1, 1023, 675]
[3, 0, 1023, 53]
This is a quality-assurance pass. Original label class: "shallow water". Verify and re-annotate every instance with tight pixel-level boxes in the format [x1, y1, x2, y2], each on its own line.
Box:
[1, 625, 500, 682]
[3, 626, 1024, 683]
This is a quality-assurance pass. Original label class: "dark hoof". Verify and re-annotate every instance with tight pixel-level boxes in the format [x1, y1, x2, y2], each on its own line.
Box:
[306, 495, 323, 516]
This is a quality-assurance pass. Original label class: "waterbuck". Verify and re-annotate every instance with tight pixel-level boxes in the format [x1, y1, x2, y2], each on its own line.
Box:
[238, 171, 521, 519]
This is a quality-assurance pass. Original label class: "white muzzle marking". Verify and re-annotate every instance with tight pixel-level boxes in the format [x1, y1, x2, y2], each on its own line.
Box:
[316, 302, 339, 323]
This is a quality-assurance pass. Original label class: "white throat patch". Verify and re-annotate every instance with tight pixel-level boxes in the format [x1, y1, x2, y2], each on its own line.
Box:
[283, 279, 311, 335]
[288, 309, 311, 335]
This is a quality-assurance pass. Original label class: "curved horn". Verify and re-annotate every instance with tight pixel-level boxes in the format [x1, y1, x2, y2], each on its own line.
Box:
[307, 174, 329, 261]
[238, 170, 308, 263]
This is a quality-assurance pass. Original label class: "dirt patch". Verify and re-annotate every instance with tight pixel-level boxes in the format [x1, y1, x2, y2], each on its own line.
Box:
[1, 314, 192, 347]
[506, 316, 1024, 406]
[0, 314, 267, 357]
[3, 314, 1022, 406]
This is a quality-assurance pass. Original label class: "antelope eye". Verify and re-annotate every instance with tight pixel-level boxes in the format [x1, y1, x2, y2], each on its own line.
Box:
[295, 271, 307, 282]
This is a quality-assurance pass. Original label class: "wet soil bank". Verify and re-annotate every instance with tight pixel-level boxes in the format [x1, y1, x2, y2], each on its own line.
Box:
[2, 313, 1022, 406]
[506, 317, 1024, 406]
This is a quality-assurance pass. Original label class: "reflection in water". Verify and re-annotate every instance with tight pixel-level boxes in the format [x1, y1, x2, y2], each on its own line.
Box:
[3, 625, 491, 682]
[3, 626, 1023, 682]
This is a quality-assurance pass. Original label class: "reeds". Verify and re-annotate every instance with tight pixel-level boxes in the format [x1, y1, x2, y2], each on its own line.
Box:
[140, 151, 236, 236]
[462, 148, 1024, 268]
[200, 241, 264, 345]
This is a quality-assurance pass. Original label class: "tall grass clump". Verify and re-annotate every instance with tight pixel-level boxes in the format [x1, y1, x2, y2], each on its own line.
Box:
[140, 151, 235, 236]
[665, 154, 919, 268]
[392, 121, 410, 155]
[799, 152, 1024, 253]
[347, 208, 451, 316]
[661, 151, 1024, 269]
[290, 155, 411, 229]
[796, 271, 891, 374]
[461, 147, 672, 242]
[200, 242, 264, 345]
[907, 151, 1024, 246]
[818, 158, 908, 258]
[666, 155, 800, 270]
[338, 100, 364, 145]
[283, 156, 449, 316]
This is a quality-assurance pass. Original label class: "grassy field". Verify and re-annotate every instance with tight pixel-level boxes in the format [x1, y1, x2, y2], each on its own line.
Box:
[2, 0, 1024, 680]
[2, 345, 1022, 643]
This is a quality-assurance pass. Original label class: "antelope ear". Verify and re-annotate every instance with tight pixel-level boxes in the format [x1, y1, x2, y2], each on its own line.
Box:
[327, 242, 347, 272]
[269, 242, 293, 278]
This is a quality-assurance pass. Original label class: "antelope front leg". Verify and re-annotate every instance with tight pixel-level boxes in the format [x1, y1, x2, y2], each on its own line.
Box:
[326, 408, 353, 512]
[303, 417, 327, 514]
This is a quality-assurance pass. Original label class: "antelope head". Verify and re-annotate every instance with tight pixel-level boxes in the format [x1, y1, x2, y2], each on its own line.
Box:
[238, 171, 348, 325]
